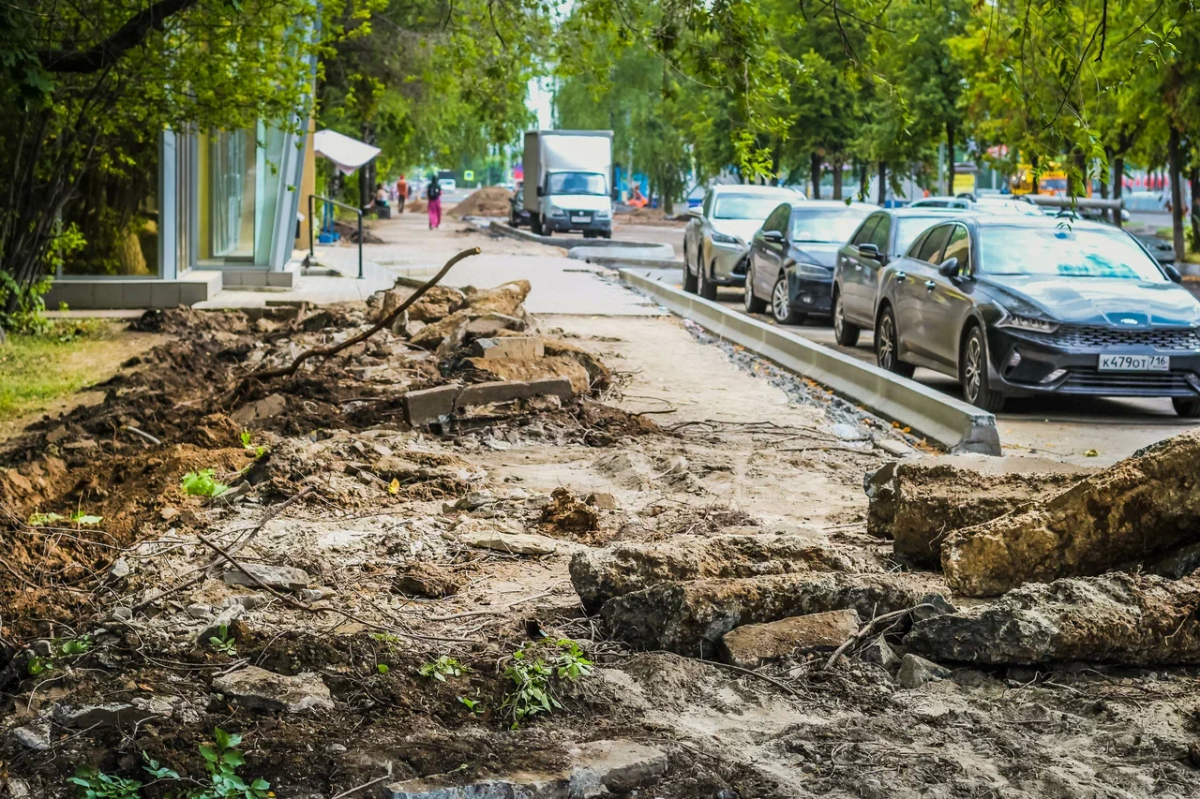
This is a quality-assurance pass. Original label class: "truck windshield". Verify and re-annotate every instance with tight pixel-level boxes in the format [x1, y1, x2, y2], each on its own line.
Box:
[548, 172, 607, 195]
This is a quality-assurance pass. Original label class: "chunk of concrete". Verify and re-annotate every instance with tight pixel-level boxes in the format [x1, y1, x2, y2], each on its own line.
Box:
[906, 573, 1200, 666]
[456, 378, 573, 409]
[600, 572, 935, 657]
[212, 666, 333, 713]
[404, 385, 462, 427]
[458, 531, 559, 556]
[569, 535, 880, 613]
[223, 562, 311, 592]
[9, 723, 50, 751]
[53, 701, 169, 729]
[570, 739, 668, 793]
[719, 609, 860, 667]
[897, 654, 951, 688]
[943, 431, 1200, 596]
[383, 772, 570, 799]
[860, 637, 900, 669]
[470, 336, 545, 360]
[230, 393, 288, 426]
[465, 312, 526, 338]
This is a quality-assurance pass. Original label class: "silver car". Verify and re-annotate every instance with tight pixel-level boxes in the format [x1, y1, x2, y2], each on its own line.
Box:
[683, 185, 803, 299]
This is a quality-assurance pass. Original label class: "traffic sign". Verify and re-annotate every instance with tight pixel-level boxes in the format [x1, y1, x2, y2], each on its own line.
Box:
[463, 170, 475, 181]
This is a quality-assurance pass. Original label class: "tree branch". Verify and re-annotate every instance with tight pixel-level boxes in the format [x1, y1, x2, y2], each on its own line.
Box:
[39, 0, 199, 74]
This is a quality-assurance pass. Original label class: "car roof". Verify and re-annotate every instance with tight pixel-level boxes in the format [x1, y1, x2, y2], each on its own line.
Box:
[886, 207, 970, 218]
[788, 200, 876, 210]
[712, 185, 801, 195]
[968, 215, 1113, 232]
[912, 196, 963, 203]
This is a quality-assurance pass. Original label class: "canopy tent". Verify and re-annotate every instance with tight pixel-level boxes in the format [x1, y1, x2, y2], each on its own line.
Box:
[313, 129, 380, 175]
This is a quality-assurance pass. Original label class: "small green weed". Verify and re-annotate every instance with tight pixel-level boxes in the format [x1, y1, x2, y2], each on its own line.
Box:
[27, 510, 103, 527]
[419, 656, 468, 682]
[376, 663, 390, 675]
[499, 639, 593, 729]
[208, 625, 238, 657]
[458, 691, 487, 715]
[28, 635, 93, 676]
[182, 469, 230, 498]
[68, 728, 268, 799]
[240, 430, 268, 458]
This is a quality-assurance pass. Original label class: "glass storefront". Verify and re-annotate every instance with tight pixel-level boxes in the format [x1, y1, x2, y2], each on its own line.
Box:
[198, 124, 290, 265]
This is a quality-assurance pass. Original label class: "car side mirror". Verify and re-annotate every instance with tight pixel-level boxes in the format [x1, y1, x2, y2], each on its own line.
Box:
[938, 257, 960, 278]
[763, 230, 785, 243]
[858, 242, 881, 259]
[1165, 263, 1183, 283]
[687, 208, 702, 219]
[536, 186, 544, 197]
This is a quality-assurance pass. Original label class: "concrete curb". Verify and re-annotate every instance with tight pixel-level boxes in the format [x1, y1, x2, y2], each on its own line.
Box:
[585, 256, 684, 270]
[486, 220, 668, 251]
[619, 269, 1001, 455]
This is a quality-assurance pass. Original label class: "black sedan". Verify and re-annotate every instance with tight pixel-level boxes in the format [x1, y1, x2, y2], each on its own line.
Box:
[873, 216, 1200, 415]
[743, 200, 876, 324]
[833, 207, 968, 346]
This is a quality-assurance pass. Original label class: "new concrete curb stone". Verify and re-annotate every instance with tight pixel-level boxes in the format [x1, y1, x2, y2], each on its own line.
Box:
[618, 269, 1000, 455]
[405, 379, 575, 426]
[486, 220, 669, 252]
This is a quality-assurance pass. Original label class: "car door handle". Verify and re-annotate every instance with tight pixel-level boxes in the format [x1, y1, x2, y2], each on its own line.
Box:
[924, 280, 936, 290]
[895, 271, 907, 280]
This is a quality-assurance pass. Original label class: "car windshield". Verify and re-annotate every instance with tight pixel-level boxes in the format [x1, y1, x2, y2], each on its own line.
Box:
[896, 217, 953, 254]
[790, 207, 874, 243]
[714, 194, 788, 220]
[976, 198, 1042, 216]
[979, 226, 1167, 281]
[547, 172, 607, 195]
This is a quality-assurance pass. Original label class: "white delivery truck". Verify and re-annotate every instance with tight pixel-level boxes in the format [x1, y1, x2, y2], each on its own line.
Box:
[523, 130, 614, 238]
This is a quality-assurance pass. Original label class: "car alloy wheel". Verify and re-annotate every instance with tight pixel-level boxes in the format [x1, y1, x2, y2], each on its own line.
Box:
[771, 277, 802, 324]
[963, 336, 983, 402]
[875, 308, 915, 378]
[833, 291, 860, 346]
[743, 266, 766, 313]
[959, 326, 1005, 412]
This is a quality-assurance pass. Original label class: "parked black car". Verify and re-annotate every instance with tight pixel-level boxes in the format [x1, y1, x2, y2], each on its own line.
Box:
[508, 182, 531, 228]
[873, 216, 1200, 415]
[743, 200, 876, 324]
[832, 207, 967, 346]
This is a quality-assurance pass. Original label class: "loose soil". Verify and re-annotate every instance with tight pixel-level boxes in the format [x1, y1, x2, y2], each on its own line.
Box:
[0, 267, 1197, 798]
[448, 187, 514, 219]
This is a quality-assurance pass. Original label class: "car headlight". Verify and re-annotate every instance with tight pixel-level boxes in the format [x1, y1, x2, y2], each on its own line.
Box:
[550, 206, 566, 217]
[997, 314, 1059, 334]
[711, 232, 740, 245]
[792, 262, 831, 278]
[596, 208, 611, 219]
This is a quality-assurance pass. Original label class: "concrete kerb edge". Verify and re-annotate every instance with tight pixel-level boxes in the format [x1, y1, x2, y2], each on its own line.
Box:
[618, 268, 1001, 455]
[484, 220, 670, 251]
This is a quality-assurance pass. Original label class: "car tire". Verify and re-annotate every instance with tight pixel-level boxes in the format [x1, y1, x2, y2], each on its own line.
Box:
[698, 262, 718, 300]
[1172, 398, 1200, 417]
[771, 275, 803, 325]
[602, 231, 612, 239]
[744, 265, 767, 313]
[542, 218, 552, 237]
[832, 289, 860, 346]
[875, 306, 915, 378]
[959, 324, 1006, 412]
[682, 244, 698, 293]
[531, 215, 542, 235]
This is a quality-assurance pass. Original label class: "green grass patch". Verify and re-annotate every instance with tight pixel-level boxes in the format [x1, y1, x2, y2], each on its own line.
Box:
[0, 319, 117, 422]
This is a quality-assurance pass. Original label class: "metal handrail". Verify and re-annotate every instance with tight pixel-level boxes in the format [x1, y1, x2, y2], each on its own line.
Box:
[308, 193, 364, 279]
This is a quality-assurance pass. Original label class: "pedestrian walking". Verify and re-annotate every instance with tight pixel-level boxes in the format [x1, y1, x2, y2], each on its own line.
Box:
[427, 175, 442, 230]
[396, 174, 408, 213]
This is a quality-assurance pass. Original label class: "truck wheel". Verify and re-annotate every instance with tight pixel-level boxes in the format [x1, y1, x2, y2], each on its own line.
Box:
[602, 230, 612, 239]
[542, 217, 552, 237]
[531, 215, 542, 235]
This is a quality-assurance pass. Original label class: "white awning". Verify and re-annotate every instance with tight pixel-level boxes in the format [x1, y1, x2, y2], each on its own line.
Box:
[313, 129, 381, 175]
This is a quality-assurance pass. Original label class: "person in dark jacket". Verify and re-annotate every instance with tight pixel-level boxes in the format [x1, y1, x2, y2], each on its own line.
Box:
[427, 176, 442, 230]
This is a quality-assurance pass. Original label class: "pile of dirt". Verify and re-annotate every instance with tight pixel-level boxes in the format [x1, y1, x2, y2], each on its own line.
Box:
[448, 186, 512, 218]
[332, 219, 384, 243]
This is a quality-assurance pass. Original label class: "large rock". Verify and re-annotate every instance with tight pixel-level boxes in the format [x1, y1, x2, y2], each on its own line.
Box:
[570, 535, 880, 613]
[719, 609, 860, 667]
[865, 460, 1084, 565]
[906, 573, 1200, 666]
[897, 654, 952, 688]
[212, 666, 333, 713]
[943, 431, 1200, 596]
[600, 573, 934, 657]
[223, 563, 311, 592]
[458, 531, 561, 556]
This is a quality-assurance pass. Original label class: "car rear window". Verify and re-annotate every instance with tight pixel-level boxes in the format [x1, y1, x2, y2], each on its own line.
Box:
[790, 207, 874, 243]
[978, 226, 1167, 280]
[714, 194, 791, 220]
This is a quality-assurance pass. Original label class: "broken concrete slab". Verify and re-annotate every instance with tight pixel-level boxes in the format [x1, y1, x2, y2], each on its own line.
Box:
[212, 666, 333, 713]
[943, 431, 1200, 596]
[456, 378, 573, 408]
[223, 562, 311, 592]
[404, 385, 462, 427]
[458, 531, 560, 556]
[860, 637, 900, 669]
[464, 312, 526, 338]
[230, 393, 288, 426]
[383, 772, 570, 799]
[9, 724, 50, 751]
[865, 459, 1084, 566]
[53, 701, 169, 729]
[570, 535, 881, 613]
[897, 654, 951, 688]
[600, 572, 935, 657]
[569, 739, 668, 794]
[470, 336, 545, 360]
[719, 609, 860, 667]
[906, 573, 1200, 666]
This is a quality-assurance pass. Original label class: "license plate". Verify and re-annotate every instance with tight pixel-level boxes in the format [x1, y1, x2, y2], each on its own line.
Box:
[1098, 354, 1169, 371]
[571, 215, 590, 223]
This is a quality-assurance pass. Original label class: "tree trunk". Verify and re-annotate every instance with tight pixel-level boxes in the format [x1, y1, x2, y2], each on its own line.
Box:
[1098, 147, 1112, 222]
[857, 159, 867, 200]
[810, 153, 822, 200]
[1113, 155, 1125, 229]
[877, 162, 887, 206]
[832, 157, 843, 200]
[1168, 126, 1186, 263]
[1030, 153, 1040, 195]
[946, 121, 956, 196]
[1190, 168, 1200, 254]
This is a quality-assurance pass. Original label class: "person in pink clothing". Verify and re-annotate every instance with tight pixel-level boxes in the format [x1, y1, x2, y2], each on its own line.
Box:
[426, 176, 442, 230]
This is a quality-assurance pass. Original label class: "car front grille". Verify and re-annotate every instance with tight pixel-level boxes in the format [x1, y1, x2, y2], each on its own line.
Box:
[1061, 369, 1198, 396]
[1027, 325, 1200, 350]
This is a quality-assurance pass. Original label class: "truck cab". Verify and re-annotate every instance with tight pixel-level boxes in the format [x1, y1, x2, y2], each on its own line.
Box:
[524, 130, 614, 238]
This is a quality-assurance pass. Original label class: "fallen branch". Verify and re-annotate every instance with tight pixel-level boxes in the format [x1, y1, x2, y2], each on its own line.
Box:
[227, 247, 480, 402]
[823, 603, 935, 670]
[121, 425, 162, 446]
